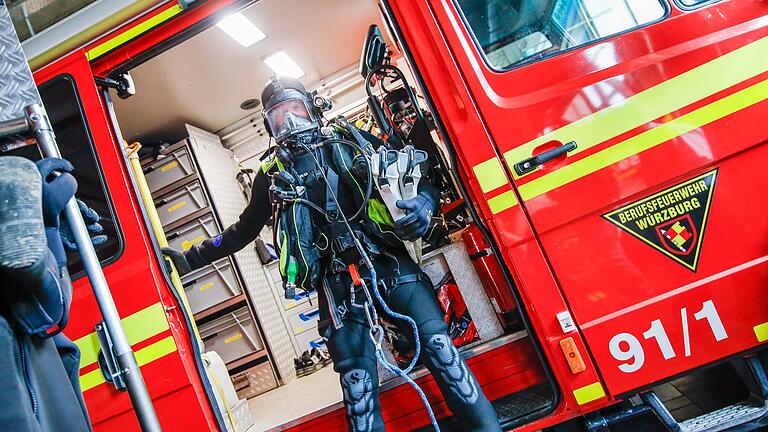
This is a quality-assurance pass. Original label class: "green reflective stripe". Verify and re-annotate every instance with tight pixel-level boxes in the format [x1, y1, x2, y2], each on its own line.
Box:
[573, 382, 606, 405]
[261, 158, 275, 173]
[86, 5, 184, 61]
[520, 78, 768, 202]
[754, 322, 768, 342]
[279, 231, 288, 277]
[80, 336, 178, 392]
[74, 302, 170, 369]
[79, 369, 105, 393]
[473, 158, 508, 193]
[368, 199, 395, 226]
[75, 334, 100, 370]
[262, 155, 284, 174]
[123, 302, 170, 345]
[487, 190, 518, 214]
[293, 204, 310, 288]
[504, 35, 768, 178]
[135, 335, 177, 366]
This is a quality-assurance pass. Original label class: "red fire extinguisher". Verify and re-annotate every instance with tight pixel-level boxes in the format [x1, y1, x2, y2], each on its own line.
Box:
[462, 223, 518, 328]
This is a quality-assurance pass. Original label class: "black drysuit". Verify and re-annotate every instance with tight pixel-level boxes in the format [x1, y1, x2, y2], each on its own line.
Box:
[190, 139, 500, 431]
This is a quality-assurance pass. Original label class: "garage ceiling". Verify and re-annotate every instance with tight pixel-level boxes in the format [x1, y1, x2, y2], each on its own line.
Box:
[113, 0, 385, 144]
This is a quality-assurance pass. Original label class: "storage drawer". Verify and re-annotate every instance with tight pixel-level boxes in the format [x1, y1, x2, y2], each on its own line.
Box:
[231, 361, 278, 399]
[143, 145, 196, 193]
[287, 306, 319, 336]
[267, 263, 282, 285]
[154, 180, 209, 228]
[182, 258, 242, 314]
[166, 213, 219, 252]
[200, 306, 263, 364]
[282, 290, 318, 312]
[295, 329, 325, 353]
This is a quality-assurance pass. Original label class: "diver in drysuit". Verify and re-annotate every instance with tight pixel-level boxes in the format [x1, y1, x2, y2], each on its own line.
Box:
[164, 76, 501, 432]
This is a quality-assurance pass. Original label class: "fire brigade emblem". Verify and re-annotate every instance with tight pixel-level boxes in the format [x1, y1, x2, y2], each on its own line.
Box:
[657, 216, 696, 255]
[602, 169, 717, 271]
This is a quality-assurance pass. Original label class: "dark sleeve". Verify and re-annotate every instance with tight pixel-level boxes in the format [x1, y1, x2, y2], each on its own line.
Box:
[193, 168, 272, 265]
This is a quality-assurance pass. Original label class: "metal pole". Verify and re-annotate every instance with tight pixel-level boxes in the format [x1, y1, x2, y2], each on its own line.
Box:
[25, 104, 162, 432]
[0, 115, 29, 138]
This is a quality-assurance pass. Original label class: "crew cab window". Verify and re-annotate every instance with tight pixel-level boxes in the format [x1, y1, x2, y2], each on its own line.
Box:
[456, 0, 667, 70]
[36, 76, 123, 277]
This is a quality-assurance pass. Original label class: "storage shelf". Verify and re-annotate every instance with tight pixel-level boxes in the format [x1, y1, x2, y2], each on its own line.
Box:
[227, 350, 269, 371]
[194, 293, 247, 322]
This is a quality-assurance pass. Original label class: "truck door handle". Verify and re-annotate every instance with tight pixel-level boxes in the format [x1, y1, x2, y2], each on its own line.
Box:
[514, 141, 577, 175]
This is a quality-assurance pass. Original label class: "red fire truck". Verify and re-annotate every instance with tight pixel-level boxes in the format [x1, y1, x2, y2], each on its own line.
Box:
[2, 0, 767, 430]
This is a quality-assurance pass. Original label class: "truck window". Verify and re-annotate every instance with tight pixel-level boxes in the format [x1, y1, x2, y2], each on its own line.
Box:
[456, 0, 667, 70]
[38, 75, 123, 278]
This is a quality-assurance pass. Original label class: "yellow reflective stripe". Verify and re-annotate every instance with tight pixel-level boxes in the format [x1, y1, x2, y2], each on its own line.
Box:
[473, 158, 508, 193]
[487, 190, 519, 214]
[80, 336, 178, 392]
[74, 302, 170, 369]
[520, 78, 768, 202]
[79, 369, 106, 393]
[573, 381, 606, 405]
[123, 302, 171, 345]
[754, 322, 768, 342]
[86, 5, 184, 61]
[75, 333, 101, 371]
[504, 35, 768, 178]
[134, 335, 177, 366]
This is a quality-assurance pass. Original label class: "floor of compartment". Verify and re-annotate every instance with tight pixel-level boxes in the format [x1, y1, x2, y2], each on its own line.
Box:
[247, 365, 341, 431]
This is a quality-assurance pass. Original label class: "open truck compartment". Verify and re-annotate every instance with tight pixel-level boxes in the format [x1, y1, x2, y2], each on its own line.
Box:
[103, 0, 555, 429]
[2, 0, 768, 431]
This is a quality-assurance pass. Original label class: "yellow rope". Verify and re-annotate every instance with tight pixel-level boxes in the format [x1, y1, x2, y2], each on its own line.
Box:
[124, 141, 201, 341]
[206, 356, 239, 431]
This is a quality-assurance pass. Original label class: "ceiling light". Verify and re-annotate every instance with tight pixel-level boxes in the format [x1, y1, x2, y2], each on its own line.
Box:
[216, 13, 265, 47]
[263, 51, 305, 79]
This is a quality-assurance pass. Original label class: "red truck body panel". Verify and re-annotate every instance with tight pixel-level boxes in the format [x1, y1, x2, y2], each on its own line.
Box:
[26, 0, 768, 429]
[417, 0, 768, 399]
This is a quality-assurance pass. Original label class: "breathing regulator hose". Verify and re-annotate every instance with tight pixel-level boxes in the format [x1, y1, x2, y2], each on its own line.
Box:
[298, 141, 440, 431]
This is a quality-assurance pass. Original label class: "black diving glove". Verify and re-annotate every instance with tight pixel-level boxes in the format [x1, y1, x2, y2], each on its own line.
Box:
[395, 191, 437, 241]
[36, 158, 77, 265]
[161, 245, 206, 277]
[36, 158, 77, 228]
[60, 199, 108, 252]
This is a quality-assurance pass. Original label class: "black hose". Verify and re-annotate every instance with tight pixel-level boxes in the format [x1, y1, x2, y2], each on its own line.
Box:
[314, 137, 374, 222]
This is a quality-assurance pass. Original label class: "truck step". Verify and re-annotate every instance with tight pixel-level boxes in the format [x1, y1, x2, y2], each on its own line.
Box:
[678, 401, 768, 432]
[641, 356, 768, 432]
[412, 382, 552, 431]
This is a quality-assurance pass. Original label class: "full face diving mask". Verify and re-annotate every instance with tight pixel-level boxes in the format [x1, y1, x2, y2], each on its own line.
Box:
[263, 89, 319, 142]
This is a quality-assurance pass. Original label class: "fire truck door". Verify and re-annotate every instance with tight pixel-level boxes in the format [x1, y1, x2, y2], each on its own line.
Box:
[32, 50, 218, 431]
[429, 0, 768, 396]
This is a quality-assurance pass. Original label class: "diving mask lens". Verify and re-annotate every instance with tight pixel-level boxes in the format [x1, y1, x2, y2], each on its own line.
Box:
[265, 98, 313, 140]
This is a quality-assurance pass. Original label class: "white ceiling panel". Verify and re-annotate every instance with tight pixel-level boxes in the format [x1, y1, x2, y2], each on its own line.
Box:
[114, 0, 384, 144]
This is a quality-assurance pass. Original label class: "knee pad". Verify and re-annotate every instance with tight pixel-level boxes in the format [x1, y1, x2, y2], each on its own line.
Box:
[336, 357, 379, 432]
[423, 333, 480, 405]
